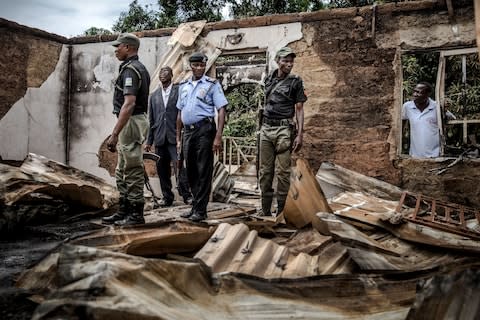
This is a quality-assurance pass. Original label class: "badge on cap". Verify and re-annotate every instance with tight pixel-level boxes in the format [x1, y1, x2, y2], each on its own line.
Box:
[125, 77, 133, 87]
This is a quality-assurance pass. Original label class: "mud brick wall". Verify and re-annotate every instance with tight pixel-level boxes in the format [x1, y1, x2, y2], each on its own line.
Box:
[1, 3, 479, 207]
[288, 5, 479, 206]
[293, 12, 398, 184]
[0, 20, 63, 121]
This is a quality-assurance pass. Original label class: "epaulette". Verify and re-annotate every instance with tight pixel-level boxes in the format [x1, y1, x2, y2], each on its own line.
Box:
[178, 80, 188, 85]
[205, 77, 217, 84]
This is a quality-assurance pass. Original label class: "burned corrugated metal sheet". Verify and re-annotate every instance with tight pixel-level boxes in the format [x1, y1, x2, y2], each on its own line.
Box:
[316, 162, 403, 200]
[1, 153, 117, 208]
[284, 159, 332, 230]
[194, 223, 354, 278]
[1, 153, 117, 233]
[17, 244, 480, 320]
[15, 244, 416, 320]
[71, 221, 214, 256]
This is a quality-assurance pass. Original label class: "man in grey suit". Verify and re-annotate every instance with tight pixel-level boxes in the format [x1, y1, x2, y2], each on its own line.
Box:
[145, 66, 192, 206]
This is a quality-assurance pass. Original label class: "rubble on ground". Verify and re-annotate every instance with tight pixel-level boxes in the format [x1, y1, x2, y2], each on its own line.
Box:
[1, 155, 480, 319]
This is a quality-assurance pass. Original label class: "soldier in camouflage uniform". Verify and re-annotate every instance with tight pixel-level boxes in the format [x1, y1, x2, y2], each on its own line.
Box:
[259, 47, 307, 216]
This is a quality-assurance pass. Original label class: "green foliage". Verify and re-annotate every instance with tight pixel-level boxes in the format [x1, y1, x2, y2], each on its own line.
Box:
[223, 111, 258, 137]
[174, 0, 225, 23]
[82, 27, 112, 36]
[223, 84, 264, 137]
[445, 83, 480, 119]
[401, 52, 439, 101]
[112, 0, 226, 31]
[445, 54, 480, 119]
[113, 0, 158, 32]
[226, 0, 325, 18]
[156, 0, 180, 27]
[401, 51, 480, 154]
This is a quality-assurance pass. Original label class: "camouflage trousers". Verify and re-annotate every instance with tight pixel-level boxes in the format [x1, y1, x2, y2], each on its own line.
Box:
[258, 124, 291, 215]
[115, 114, 149, 205]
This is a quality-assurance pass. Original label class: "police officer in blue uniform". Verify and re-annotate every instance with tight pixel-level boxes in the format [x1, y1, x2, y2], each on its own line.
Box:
[176, 52, 228, 222]
[103, 33, 151, 226]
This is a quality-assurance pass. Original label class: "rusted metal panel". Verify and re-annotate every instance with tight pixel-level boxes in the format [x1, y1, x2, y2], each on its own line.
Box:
[2, 153, 117, 208]
[71, 221, 214, 256]
[316, 162, 403, 200]
[17, 244, 426, 320]
[283, 159, 332, 230]
[194, 223, 350, 278]
[317, 212, 403, 257]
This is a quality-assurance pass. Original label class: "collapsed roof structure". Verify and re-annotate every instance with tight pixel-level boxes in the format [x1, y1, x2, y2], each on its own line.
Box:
[1, 153, 479, 319]
[1, 1, 480, 319]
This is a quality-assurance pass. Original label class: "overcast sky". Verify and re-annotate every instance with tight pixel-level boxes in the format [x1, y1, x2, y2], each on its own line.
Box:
[1, 0, 156, 37]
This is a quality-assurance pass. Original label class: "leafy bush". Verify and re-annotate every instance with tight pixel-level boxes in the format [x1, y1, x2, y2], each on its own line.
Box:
[401, 52, 439, 101]
[224, 84, 264, 138]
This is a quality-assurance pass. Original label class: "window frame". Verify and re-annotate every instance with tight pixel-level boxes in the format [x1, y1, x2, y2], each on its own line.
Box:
[399, 47, 480, 158]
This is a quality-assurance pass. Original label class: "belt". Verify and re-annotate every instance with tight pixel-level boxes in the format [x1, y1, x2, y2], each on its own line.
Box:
[263, 117, 291, 126]
[114, 112, 146, 118]
[185, 117, 213, 131]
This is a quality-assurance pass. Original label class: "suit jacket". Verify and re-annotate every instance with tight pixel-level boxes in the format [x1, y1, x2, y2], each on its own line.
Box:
[146, 84, 179, 146]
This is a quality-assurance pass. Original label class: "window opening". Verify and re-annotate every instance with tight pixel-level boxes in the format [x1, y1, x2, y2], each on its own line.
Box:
[441, 49, 480, 156]
[400, 51, 439, 155]
[400, 48, 480, 158]
[214, 50, 267, 173]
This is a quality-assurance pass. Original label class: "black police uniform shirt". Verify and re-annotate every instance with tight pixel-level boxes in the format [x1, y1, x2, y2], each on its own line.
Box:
[263, 69, 307, 119]
[113, 55, 151, 116]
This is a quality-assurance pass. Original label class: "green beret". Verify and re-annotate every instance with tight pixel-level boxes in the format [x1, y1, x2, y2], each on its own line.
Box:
[112, 33, 140, 48]
[275, 47, 296, 59]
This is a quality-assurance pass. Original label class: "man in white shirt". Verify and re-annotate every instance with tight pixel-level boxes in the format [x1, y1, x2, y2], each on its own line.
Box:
[402, 82, 455, 158]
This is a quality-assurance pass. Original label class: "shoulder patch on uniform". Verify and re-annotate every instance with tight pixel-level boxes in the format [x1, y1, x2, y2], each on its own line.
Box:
[125, 77, 133, 87]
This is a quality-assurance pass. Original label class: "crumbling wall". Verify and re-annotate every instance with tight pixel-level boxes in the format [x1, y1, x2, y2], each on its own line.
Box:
[0, 3, 478, 206]
[288, 5, 479, 206]
[0, 22, 63, 121]
[0, 20, 67, 162]
[293, 10, 398, 184]
[400, 159, 480, 207]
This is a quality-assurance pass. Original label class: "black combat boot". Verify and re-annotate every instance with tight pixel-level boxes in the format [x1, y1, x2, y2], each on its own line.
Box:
[276, 199, 286, 215]
[115, 202, 145, 226]
[259, 198, 272, 216]
[102, 197, 129, 224]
